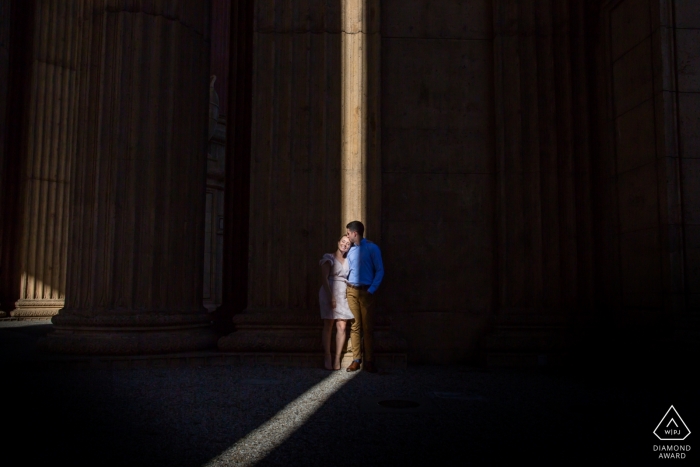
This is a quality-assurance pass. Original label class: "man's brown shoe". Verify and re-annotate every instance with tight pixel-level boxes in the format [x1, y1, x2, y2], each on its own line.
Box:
[363, 361, 377, 373]
[346, 361, 361, 372]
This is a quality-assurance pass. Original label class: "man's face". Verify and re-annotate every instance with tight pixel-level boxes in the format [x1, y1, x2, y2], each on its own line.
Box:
[346, 229, 359, 244]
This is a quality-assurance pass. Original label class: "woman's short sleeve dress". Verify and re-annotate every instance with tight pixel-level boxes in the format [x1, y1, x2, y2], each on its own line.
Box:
[318, 253, 354, 320]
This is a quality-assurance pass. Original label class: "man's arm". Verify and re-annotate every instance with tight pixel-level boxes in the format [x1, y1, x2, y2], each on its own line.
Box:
[368, 245, 384, 294]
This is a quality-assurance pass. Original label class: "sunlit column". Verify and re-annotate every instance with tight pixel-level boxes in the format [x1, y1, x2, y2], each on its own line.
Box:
[11, 0, 82, 317]
[42, 0, 216, 354]
[341, 0, 380, 240]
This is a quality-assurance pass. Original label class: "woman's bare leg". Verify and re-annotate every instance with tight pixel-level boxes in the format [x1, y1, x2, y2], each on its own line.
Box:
[334, 319, 347, 370]
[322, 319, 333, 369]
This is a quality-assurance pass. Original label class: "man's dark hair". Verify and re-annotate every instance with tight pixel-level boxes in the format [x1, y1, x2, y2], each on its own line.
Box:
[346, 220, 365, 237]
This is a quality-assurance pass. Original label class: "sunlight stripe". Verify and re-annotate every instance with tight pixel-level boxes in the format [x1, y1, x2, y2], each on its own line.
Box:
[204, 371, 359, 466]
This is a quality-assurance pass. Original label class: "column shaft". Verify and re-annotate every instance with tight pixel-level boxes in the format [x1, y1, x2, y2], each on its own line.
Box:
[1, 0, 36, 317]
[43, 0, 215, 355]
[0, 0, 10, 316]
[493, 0, 593, 314]
[11, 0, 81, 317]
[245, 0, 344, 312]
[340, 0, 380, 240]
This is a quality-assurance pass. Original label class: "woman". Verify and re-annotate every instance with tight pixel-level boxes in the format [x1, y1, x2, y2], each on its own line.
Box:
[319, 235, 354, 370]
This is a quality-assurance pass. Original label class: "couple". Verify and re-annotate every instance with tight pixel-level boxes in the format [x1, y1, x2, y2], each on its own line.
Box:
[319, 220, 384, 373]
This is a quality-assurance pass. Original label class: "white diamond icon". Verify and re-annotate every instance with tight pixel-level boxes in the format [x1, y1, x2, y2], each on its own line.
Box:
[654, 405, 691, 441]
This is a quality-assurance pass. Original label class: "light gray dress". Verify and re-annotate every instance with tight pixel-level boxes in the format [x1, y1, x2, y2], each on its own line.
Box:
[319, 253, 354, 320]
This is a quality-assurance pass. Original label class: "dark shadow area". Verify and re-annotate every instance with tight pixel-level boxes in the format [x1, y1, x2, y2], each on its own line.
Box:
[0, 322, 328, 467]
[2, 322, 697, 466]
[261, 362, 699, 466]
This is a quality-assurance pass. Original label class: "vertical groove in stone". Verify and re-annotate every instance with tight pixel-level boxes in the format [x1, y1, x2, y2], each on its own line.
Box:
[551, 0, 573, 308]
[537, 0, 561, 308]
[249, 0, 270, 310]
[21, 0, 42, 303]
[12, 0, 81, 317]
[519, 0, 541, 307]
[289, 1, 308, 309]
[558, 0, 593, 308]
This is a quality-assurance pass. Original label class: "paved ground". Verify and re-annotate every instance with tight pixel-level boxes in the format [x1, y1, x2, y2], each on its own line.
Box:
[1, 320, 696, 466]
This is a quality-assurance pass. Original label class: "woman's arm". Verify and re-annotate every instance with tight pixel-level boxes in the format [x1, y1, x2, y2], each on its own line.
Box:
[320, 260, 333, 301]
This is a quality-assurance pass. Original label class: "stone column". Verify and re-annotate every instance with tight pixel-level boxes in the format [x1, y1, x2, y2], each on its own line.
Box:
[0, 0, 35, 318]
[219, 0, 345, 352]
[0, 0, 10, 316]
[341, 0, 381, 239]
[41, 0, 216, 354]
[486, 0, 596, 365]
[8, 0, 82, 317]
[648, 0, 699, 314]
[492, 0, 594, 314]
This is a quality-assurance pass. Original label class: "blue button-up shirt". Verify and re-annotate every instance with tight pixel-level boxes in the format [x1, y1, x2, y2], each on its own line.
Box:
[347, 238, 384, 294]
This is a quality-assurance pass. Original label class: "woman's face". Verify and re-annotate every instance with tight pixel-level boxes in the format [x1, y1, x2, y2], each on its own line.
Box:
[338, 236, 352, 253]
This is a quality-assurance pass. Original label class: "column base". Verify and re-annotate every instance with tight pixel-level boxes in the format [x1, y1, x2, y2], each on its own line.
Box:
[217, 308, 408, 368]
[39, 310, 217, 355]
[10, 299, 64, 318]
[481, 313, 574, 368]
[217, 309, 327, 352]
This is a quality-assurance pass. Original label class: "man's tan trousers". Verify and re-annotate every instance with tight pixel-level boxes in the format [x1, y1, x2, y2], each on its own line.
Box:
[346, 287, 375, 362]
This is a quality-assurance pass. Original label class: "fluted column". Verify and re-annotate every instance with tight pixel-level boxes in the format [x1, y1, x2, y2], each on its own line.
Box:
[493, 0, 593, 315]
[1, 0, 36, 317]
[42, 0, 216, 355]
[244, 0, 345, 314]
[8, 0, 82, 317]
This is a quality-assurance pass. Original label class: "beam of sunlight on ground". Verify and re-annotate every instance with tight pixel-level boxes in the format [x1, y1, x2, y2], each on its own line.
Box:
[204, 370, 359, 466]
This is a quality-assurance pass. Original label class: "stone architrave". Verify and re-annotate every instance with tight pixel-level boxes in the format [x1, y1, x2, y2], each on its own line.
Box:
[41, 0, 216, 355]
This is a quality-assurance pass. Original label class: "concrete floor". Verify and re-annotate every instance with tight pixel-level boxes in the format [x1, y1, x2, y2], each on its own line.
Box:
[1, 319, 696, 466]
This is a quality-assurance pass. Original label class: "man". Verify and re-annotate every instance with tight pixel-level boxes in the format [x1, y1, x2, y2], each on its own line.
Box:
[345, 220, 384, 373]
